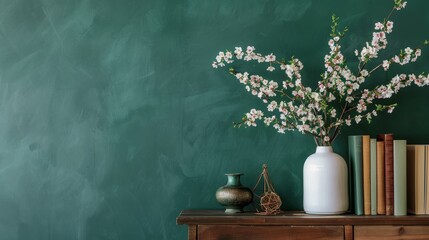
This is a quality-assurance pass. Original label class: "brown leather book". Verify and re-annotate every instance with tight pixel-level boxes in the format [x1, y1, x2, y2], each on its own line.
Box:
[362, 135, 371, 215]
[407, 145, 426, 214]
[377, 133, 394, 215]
[376, 141, 386, 215]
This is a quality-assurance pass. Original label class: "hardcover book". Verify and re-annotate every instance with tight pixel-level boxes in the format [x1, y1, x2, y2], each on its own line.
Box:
[407, 145, 426, 214]
[349, 135, 363, 215]
[378, 134, 394, 215]
[362, 135, 371, 215]
[393, 140, 407, 216]
[376, 141, 386, 215]
[370, 138, 377, 215]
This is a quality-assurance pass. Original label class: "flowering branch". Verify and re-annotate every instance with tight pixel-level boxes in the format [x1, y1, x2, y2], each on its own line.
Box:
[213, 0, 428, 146]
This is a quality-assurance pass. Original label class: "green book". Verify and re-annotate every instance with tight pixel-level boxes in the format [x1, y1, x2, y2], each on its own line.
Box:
[349, 135, 363, 215]
[370, 138, 377, 215]
[394, 140, 407, 216]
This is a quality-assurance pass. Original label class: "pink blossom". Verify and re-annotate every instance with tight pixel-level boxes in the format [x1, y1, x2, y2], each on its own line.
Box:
[374, 22, 384, 30]
[386, 21, 394, 33]
[345, 119, 352, 126]
[382, 60, 390, 70]
[264, 116, 276, 126]
[235, 47, 244, 59]
[265, 53, 276, 62]
[415, 49, 422, 57]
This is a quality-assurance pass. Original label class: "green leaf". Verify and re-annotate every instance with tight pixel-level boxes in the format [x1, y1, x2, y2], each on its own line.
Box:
[375, 104, 384, 111]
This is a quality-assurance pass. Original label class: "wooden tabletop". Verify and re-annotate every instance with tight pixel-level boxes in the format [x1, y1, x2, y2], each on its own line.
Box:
[177, 210, 429, 226]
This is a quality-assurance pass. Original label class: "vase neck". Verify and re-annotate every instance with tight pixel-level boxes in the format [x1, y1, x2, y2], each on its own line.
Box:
[225, 173, 243, 186]
[315, 146, 333, 153]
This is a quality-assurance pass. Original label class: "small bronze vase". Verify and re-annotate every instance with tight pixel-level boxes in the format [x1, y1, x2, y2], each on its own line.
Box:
[216, 173, 253, 213]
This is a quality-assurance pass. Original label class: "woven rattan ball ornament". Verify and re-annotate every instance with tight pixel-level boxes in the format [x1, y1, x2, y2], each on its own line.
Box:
[260, 192, 282, 214]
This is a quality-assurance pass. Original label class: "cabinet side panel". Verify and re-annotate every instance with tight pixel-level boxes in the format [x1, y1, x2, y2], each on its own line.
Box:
[189, 225, 197, 240]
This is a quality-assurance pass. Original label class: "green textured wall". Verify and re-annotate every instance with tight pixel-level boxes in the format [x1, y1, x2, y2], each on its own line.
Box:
[0, 0, 428, 239]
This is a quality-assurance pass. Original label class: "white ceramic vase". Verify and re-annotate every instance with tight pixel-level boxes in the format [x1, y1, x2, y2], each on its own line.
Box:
[303, 146, 348, 214]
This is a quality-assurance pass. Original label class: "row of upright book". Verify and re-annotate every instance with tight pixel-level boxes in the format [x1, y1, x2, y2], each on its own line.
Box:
[348, 134, 429, 216]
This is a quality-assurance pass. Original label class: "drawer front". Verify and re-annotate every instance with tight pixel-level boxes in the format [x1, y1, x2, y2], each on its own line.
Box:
[355, 225, 429, 240]
[198, 225, 344, 240]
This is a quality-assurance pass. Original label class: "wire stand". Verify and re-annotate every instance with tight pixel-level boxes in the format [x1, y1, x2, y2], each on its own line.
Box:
[252, 164, 282, 215]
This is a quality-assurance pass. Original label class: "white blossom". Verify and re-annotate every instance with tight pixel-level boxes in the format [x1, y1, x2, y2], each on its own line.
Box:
[246, 46, 255, 54]
[245, 109, 264, 127]
[234, 47, 244, 59]
[382, 60, 390, 70]
[267, 101, 278, 112]
[265, 53, 276, 62]
[374, 22, 384, 30]
[345, 119, 352, 126]
[354, 115, 362, 124]
[264, 116, 276, 125]
[360, 70, 369, 77]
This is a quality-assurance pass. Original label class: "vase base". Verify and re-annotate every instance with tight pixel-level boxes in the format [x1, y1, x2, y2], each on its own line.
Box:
[305, 210, 347, 215]
[225, 208, 244, 214]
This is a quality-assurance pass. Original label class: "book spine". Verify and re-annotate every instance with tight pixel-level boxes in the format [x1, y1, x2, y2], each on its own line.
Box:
[416, 145, 425, 214]
[407, 145, 416, 214]
[424, 145, 429, 214]
[378, 134, 394, 215]
[363, 135, 371, 215]
[377, 141, 386, 215]
[407, 145, 426, 214]
[370, 138, 377, 215]
[393, 140, 407, 216]
[349, 135, 363, 215]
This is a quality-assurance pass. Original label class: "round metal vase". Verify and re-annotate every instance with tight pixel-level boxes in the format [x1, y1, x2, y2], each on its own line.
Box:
[215, 173, 253, 213]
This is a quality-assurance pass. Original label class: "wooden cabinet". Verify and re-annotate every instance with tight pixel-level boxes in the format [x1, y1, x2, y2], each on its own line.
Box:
[198, 225, 343, 240]
[354, 226, 429, 240]
[177, 210, 429, 240]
